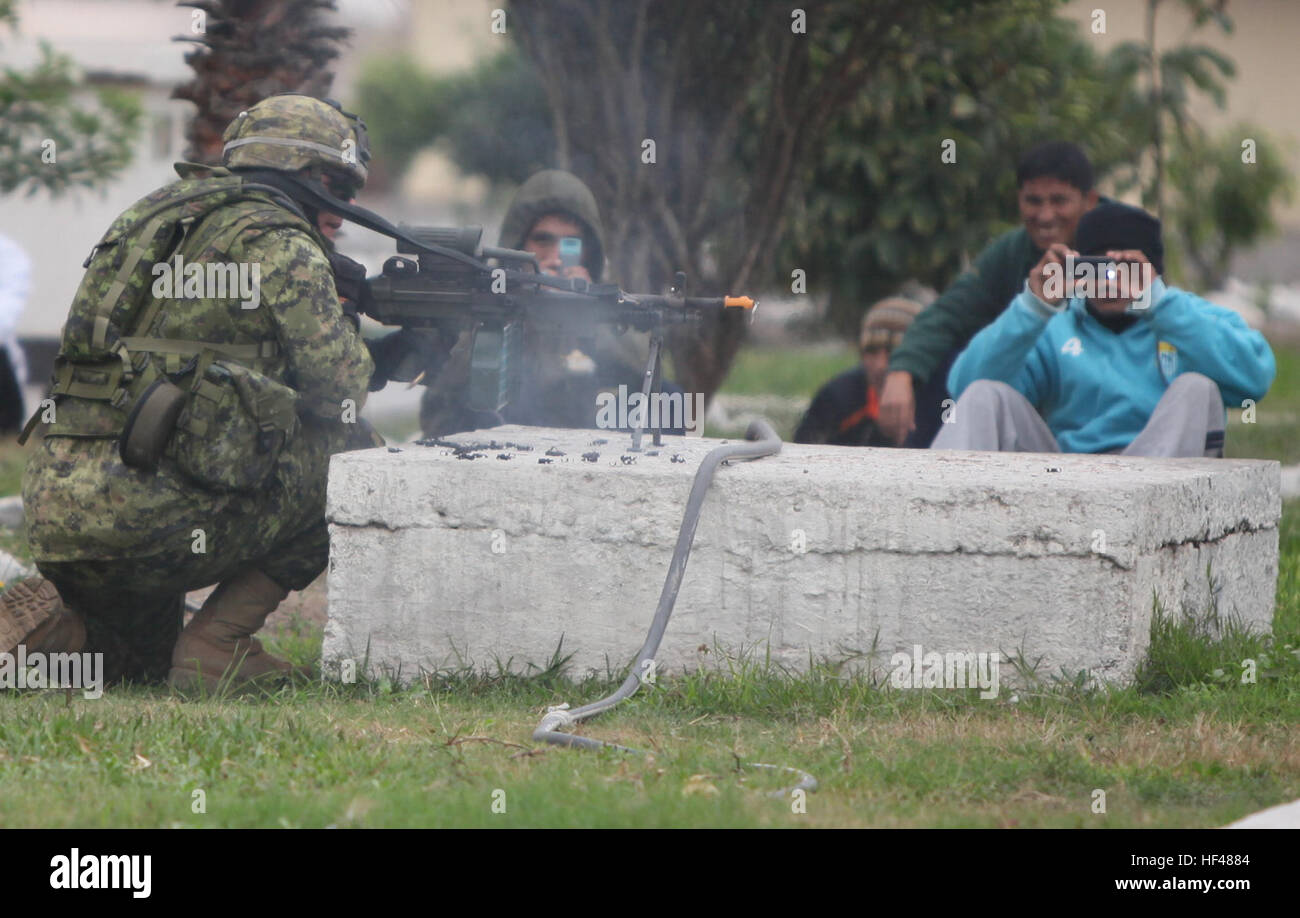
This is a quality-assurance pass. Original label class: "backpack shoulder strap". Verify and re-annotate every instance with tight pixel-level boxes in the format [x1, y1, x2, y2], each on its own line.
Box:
[126, 197, 315, 358]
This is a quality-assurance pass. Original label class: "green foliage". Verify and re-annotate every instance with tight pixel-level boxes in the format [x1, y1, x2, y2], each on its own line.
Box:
[1177, 0, 1233, 32]
[1111, 0, 1237, 225]
[356, 0, 1284, 358]
[716, 342, 858, 399]
[1134, 587, 1273, 696]
[770, 0, 1274, 332]
[0, 6, 141, 196]
[776, 0, 1147, 332]
[1164, 124, 1295, 291]
[356, 50, 551, 185]
[434, 52, 554, 185]
[1221, 343, 1300, 463]
[354, 56, 440, 181]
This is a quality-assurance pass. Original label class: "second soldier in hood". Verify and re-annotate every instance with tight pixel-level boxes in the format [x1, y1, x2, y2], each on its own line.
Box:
[419, 169, 669, 436]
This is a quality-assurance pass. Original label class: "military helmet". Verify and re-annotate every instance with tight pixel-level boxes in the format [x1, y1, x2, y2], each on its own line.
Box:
[221, 93, 368, 190]
[322, 97, 370, 173]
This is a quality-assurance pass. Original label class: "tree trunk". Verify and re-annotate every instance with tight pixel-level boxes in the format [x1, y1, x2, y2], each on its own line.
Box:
[172, 0, 349, 165]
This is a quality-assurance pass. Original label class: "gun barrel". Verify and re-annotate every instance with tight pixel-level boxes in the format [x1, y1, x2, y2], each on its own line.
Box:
[620, 293, 757, 315]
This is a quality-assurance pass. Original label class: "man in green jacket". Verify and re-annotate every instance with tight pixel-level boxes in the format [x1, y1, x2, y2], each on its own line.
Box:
[878, 142, 1100, 447]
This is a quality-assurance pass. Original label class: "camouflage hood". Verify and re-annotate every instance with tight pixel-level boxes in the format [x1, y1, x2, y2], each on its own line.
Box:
[498, 169, 606, 282]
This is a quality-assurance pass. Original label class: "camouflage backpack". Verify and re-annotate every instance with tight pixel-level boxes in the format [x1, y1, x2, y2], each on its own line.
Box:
[24, 165, 316, 492]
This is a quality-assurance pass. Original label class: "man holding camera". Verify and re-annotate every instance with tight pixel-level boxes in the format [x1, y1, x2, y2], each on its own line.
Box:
[930, 201, 1275, 457]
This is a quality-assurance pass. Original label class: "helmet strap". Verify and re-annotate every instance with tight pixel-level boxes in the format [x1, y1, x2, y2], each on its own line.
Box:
[234, 169, 484, 270]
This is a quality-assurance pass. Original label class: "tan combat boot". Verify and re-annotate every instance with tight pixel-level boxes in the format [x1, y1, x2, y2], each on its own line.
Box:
[0, 577, 86, 656]
[167, 568, 304, 693]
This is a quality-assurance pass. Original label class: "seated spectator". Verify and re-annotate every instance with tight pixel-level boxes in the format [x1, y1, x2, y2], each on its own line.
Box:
[794, 297, 922, 446]
[930, 201, 1275, 457]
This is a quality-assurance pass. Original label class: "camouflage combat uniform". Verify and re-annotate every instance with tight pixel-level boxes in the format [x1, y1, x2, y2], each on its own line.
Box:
[22, 164, 374, 683]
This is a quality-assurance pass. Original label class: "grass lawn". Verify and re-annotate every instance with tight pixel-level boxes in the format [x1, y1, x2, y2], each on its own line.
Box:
[0, 339, 1298, 828]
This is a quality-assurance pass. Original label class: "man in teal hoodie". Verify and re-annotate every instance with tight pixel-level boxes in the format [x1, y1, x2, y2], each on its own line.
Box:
[931, 201, 1274, 457]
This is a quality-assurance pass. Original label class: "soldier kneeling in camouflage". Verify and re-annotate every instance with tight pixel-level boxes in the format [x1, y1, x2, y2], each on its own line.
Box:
[0, 94, 424, 691]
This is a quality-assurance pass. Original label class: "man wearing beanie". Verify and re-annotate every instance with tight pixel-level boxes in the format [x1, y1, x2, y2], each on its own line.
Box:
[795, 297, 923, 446]
[931, 201, 1275, 457]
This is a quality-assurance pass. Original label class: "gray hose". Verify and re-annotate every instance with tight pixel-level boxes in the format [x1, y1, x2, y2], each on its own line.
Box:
[532, 418, 818, 798]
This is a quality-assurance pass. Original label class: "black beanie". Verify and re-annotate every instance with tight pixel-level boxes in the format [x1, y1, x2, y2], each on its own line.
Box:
[1075, 201, 1164, 275]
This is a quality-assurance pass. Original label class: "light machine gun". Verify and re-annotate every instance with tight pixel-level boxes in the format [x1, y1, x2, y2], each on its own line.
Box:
[360, 225, 756, 450]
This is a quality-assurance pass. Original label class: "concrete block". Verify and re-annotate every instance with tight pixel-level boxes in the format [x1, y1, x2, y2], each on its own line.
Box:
[324, 426, 1279, 687]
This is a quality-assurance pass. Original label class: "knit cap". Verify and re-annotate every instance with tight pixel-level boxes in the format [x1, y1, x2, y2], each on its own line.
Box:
[860, 297, 923, 352]
[1075, 201, 1164, 274]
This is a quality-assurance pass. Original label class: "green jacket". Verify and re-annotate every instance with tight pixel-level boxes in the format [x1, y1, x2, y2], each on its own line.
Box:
[887, 226, 1041, 387]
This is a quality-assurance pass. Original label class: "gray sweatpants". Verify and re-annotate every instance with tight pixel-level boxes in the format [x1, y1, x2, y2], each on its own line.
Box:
[929, 373, 1226, 457]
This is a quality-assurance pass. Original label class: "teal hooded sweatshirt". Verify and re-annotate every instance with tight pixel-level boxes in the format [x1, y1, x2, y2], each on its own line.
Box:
[947, 279, 1276, 453]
